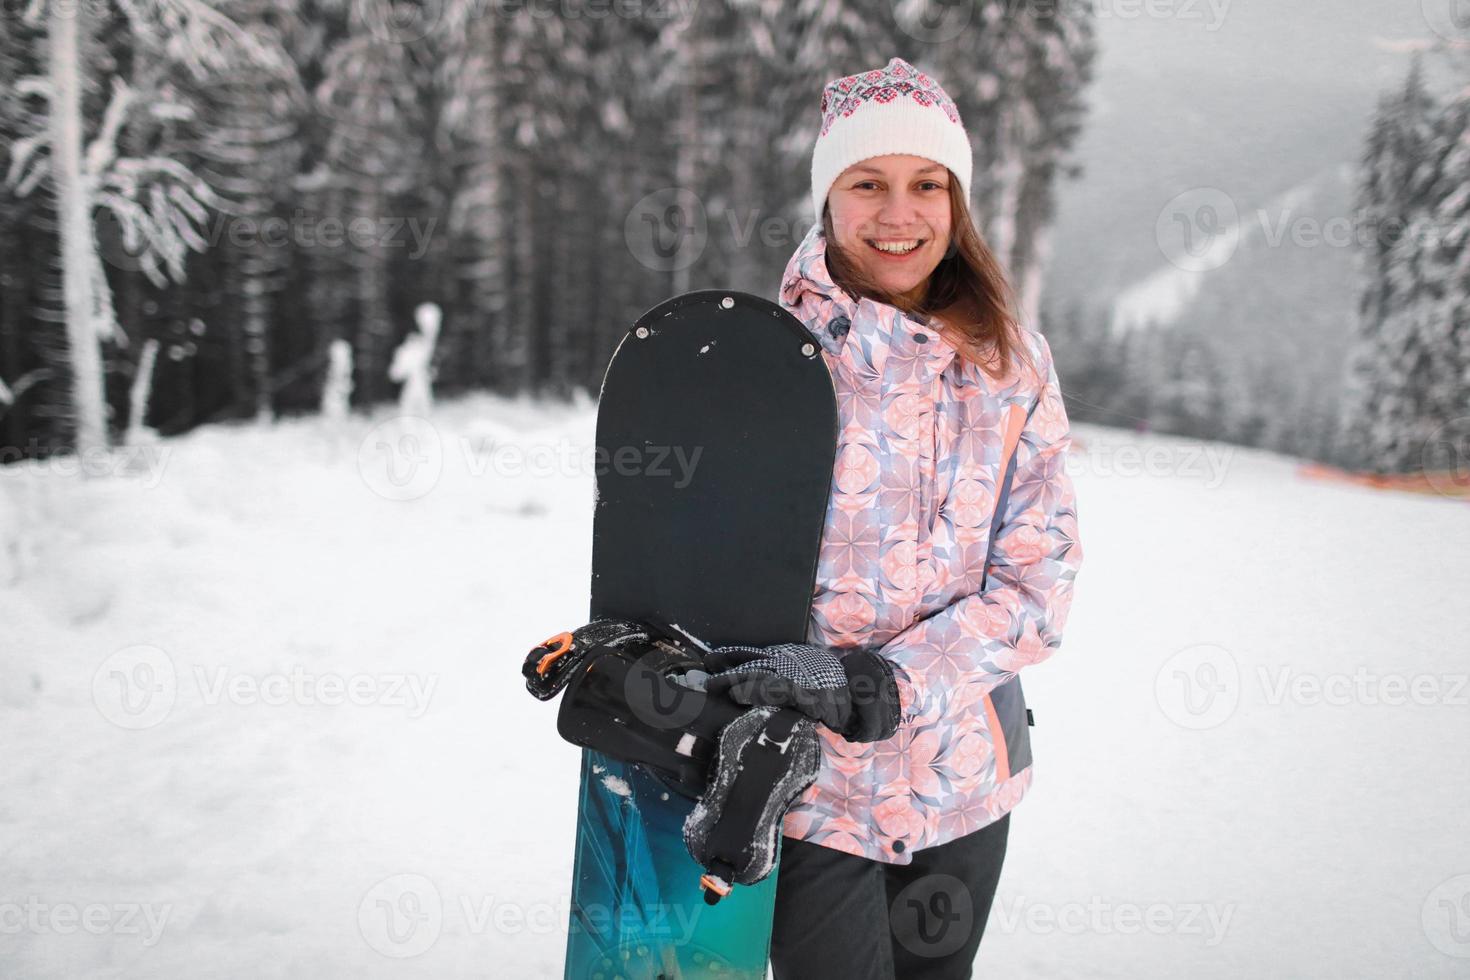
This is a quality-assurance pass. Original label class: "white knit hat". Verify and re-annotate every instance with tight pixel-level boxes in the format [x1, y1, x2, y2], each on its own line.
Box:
[810, 57, 973, 224]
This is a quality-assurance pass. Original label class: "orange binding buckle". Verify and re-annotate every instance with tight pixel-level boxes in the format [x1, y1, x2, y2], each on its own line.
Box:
[535, 631, 574, 676]
[699, 874, 731, 898]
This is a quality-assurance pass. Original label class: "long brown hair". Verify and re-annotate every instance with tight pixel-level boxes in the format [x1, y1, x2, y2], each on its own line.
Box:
[821, 175, 1035, 385]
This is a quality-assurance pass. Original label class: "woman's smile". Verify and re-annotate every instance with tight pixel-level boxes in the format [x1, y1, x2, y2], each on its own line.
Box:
[865, 238, 927, 259]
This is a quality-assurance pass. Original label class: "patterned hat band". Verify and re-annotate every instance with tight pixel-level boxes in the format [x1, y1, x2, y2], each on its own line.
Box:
[810, 57, 973, 224]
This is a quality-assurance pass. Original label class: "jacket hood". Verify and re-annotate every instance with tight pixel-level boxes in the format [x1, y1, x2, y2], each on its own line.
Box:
[779, 221, 850, 357]
[779, 220, 972, 384]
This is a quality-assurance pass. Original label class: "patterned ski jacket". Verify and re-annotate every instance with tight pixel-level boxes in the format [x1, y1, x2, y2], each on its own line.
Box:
[777, 221, 1084, 865]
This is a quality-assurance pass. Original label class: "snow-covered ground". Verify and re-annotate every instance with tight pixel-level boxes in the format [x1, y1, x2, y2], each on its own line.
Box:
[2, 394, 1467, 978]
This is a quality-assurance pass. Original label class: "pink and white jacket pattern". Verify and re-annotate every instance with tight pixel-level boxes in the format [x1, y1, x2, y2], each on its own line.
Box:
[777, 221, 1084, 865]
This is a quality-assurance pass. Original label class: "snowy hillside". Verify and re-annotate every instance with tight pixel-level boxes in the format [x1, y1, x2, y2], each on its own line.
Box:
[2, 395, 1468, 978]
[1106, 163, 1358, 338]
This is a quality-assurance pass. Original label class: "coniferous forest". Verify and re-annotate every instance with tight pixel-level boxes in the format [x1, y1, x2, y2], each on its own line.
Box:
[0, 0, 1096, 455]
[1, 0, 1466, 478]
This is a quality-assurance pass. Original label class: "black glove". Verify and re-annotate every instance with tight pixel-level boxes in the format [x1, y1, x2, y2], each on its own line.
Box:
[702, 643, 901, 743]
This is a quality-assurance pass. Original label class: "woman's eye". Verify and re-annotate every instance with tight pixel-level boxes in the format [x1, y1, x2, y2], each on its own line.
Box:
[851, 179, 944, 191]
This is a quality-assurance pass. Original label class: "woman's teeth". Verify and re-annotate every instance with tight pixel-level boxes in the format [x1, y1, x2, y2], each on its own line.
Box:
[868, 239, 923, 255]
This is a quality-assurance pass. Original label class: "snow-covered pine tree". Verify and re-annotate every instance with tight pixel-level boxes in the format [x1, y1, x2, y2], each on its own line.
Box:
[1336, 57, 1437, 470]
[766, 0, 892, 231]
[191, 0, 307, 423]
[0, 11, 45, 453]
[4, 0, 120, 459]
[586, 16, 661, 380]
[437, 0, 508, 392]
[644, 0, 783, 297]
[537, 13, 597, 399]
[294, 161, 355, 410]
[711, 0, 775, 293]
[493, 7, 578, 395]
[275, 2, 356, 413]
[1413, 80, 1470, 478]
[653, 7, 702, 300]
[315, 3, 432, 405]
[895, 0, 1097, 332]
[41, 0, 108, 454]
[1338, 54, 1470, 474]
[9, 0, 293, 454]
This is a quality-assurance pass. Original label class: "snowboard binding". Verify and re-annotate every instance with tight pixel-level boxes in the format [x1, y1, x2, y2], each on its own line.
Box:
[522, 619, 820, 903]
[523, 617, 655, 701]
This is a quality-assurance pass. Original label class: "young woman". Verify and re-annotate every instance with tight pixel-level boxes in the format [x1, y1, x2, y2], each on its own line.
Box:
[701, 57, 1085, 979]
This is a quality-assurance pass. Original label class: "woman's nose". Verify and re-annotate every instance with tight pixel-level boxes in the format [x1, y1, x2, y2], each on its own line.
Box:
[875, 192, 921, 226]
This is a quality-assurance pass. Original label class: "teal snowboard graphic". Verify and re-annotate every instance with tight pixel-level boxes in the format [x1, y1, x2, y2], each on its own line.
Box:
[566, 751, 781, 977]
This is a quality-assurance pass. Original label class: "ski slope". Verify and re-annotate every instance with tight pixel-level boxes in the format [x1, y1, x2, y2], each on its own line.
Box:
[1, 393, 1467, 978]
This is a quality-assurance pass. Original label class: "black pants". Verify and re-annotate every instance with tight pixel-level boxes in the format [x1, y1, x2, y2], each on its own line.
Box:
[769, 813, 1011, 980]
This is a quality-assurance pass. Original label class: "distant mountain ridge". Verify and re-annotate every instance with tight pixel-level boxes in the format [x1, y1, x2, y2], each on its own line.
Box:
[1045, 1, 1445, 323]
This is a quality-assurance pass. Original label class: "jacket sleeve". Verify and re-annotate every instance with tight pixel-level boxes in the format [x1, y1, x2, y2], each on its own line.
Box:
[874, 331, 1084, 722]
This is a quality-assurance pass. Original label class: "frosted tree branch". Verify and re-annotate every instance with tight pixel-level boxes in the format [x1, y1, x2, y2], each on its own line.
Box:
[88, 241, 122, 345]
[116, 0, 292, 80]
[84, 77, 136, 182]
[3, 136, 49, 194]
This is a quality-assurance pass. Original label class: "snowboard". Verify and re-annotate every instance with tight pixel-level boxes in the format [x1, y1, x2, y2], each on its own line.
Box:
[562, 290, 839, 980]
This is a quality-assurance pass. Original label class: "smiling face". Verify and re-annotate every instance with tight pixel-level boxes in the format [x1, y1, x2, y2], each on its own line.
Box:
[825, 154, 954, 308]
